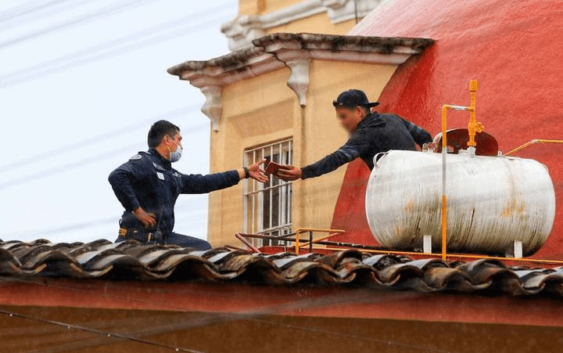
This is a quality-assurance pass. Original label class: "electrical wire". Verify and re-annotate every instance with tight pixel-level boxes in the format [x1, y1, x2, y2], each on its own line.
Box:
[0, 104, 199, 172]
[0, 0, 107, 32]
[0, 0, 158, 49]
[0, 200, 206, 239]
[0, 308, 207, 353]
[0, 142, 139, 190]
[0, 276, 455, 353]
[0, 121, 207, 190]
[0, 2, 233, 88]
[0, 0, 74, 22]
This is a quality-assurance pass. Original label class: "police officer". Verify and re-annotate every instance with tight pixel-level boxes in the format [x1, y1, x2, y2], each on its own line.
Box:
[108, 120, 268, 249]
[278, 89, 432, 181]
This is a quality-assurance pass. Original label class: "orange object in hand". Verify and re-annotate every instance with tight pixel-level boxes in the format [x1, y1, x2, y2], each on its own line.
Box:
[265, 161, 291, 176]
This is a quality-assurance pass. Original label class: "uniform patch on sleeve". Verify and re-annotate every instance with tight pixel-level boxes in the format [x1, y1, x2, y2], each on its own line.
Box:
[130, 154, 142, 160]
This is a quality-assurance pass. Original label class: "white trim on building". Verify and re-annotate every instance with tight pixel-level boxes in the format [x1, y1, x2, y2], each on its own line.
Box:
[221, 0, 383, 51]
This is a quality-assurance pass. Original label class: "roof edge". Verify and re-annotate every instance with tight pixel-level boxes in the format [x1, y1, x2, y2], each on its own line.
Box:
[167, 32, 434, 77]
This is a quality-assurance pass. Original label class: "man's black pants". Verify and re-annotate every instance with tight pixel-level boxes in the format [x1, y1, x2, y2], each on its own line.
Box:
[115, 231, 212, 250]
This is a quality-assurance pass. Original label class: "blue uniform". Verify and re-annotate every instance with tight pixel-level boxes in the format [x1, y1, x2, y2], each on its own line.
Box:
[108, 148, 240, 249]
[301, 113, 432, 179]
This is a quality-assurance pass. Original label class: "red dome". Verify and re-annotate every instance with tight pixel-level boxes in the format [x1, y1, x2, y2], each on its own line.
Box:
[331, 0, 563, 259]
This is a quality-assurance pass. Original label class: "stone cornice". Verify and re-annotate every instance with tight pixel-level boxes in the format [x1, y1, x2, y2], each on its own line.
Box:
[167, 33, 434, 131]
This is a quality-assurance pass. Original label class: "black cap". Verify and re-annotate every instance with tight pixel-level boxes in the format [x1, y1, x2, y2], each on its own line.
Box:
[333, 89, 379, 109]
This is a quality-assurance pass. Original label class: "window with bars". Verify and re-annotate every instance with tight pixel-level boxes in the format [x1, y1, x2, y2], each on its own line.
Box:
[243, 139, 293, 247]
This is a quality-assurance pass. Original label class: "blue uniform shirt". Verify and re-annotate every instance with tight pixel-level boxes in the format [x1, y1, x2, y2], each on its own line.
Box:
[301, 113, 433, 179]
[108, 148, 240, 235]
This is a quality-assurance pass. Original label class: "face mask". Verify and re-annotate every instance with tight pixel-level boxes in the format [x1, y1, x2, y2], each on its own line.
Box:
[167, 140, 183, 163]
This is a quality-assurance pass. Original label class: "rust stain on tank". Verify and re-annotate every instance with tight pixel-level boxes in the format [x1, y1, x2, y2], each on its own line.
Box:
[403, 197, 415, 213]
[501, 199, 527, 217]
[501, 199, 517, 217]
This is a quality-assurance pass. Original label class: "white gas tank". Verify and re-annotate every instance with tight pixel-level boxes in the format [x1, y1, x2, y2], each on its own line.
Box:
[365, 150, 555, 255]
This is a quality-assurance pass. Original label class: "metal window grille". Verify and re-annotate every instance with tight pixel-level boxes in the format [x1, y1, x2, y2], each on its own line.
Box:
[243, 139, 293, 247]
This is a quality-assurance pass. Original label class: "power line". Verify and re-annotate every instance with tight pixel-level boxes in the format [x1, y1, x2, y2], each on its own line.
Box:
[0, 0, 74, 22]
[0, 141, 139, 190]
[0, 14, 231, 88]
[0, 0, 157, 49]
[0, 122, 206, 190]
[0, 0, 104, 32]
[0, 200, 205, 239]
[0, 308, 206, 353]
[0, 3, 233, 88]
[0, 104, 199, 172]
[0, 276, 451, 353]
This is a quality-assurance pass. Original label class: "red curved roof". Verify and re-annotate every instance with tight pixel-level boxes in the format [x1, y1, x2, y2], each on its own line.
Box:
[331, 0, 563, 259]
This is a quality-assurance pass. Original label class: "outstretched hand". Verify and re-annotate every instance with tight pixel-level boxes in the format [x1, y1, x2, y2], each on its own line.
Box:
[248, 159, 269, 183]
[277, 165, 302, 181]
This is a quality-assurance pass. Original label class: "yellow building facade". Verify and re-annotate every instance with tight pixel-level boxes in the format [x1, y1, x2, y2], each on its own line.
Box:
[168, 1, 431, 247]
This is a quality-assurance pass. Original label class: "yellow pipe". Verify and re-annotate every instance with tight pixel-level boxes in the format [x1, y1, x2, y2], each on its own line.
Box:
[504, 139, 563, 156]
[323, 247, 563, 265]
[438, 80, 481, 261]
[441, 105, 449, 261]
[467, 80, 483, 147]
[324, 247, 433, 257]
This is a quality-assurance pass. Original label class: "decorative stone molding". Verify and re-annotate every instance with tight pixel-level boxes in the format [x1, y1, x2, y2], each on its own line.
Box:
[200, 86, 222, 132]
[168, 33, 434, 131]
[285, 58, 311, 107]
[221, 0, 381, 51]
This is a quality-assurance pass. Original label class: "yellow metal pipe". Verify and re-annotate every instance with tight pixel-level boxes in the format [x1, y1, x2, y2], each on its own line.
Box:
[504, 139, 563, 156]
[441, 194, 447, 261]
[438, 80, 480, 261]
[323, 247, 563, 265]
[440, 105, 449, 261]
[324, 247, 433, 257]
[467, 80, 483, 147]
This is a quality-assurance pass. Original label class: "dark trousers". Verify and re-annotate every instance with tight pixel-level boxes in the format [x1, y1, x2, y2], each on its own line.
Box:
[115, 232, 212, 250]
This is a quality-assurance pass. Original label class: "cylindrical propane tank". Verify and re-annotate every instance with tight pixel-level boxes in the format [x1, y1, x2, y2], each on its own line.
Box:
[365, 150, 555, 256]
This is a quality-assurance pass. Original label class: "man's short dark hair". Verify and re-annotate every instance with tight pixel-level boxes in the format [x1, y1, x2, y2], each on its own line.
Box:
[147, 120, 180, 148]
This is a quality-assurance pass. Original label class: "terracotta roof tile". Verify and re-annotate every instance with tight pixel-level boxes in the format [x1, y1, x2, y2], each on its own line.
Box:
[1, 239, 562, 296]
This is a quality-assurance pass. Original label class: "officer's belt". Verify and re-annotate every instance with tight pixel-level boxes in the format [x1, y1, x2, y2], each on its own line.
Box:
[119, 227, 158, 243]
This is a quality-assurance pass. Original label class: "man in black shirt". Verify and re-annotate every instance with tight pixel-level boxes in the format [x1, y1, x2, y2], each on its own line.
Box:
[278, 89, 432, 181]
[109, 120, 268, 250]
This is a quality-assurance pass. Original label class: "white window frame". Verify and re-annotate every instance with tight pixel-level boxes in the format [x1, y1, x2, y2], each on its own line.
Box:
[243, 138, 293, 247]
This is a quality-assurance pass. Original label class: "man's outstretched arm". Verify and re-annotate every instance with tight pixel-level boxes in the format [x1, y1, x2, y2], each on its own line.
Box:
[278, 143, 362, 181]
[399, 116, 433, 147]
[181, 159, 268, 194]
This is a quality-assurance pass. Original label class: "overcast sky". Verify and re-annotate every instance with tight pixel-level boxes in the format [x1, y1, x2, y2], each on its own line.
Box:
[0, 0, 237, 243]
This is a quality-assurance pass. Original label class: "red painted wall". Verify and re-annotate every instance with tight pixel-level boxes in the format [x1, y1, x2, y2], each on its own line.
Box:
[331, 0, 563, 259]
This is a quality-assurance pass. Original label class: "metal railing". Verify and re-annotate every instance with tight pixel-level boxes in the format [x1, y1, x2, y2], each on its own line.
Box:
[236, 228, 346, 255]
